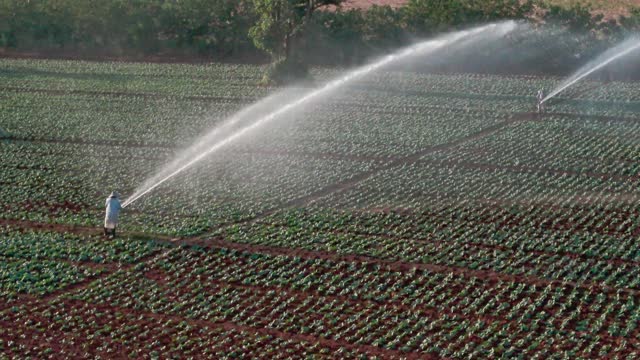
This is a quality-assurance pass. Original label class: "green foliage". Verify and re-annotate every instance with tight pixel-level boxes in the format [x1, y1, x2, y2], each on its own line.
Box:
[249, 0, 295, 59]
[362, 5, 407, 49]
[0, 0, 636, 74]
[2, 58, 640, 357]
[0, 0, 256, 57]
[309, 9, 369, 65]
[619, 7, 640, 33]
[543, 2, 601, 33]
[249, 0, 342, 83]
[158, 0, 256, 56]
[249, 0, 342, 60]
[0, 0, 74, 48]
[260, 56, 311, 85]
[403, 0, 534, 36]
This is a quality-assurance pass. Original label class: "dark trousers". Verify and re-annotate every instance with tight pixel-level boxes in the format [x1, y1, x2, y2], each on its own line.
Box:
[104, 227, 116, 237]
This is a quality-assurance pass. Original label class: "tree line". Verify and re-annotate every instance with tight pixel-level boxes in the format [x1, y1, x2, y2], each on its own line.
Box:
[2, 0, 640, 80]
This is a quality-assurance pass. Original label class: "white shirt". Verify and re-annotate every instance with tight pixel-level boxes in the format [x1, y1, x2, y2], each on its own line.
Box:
[104, 197, 122, 228]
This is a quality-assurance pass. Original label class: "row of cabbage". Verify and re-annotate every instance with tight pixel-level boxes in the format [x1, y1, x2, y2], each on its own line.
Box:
[228, 103, 514, 158]
[54, 246, 640, 358]
[2, 59, 558, 99]
[0, 92, 247, 146]
[311, 158, 639, 212]
[0, 227, 165, 264]
[0, 141, 382, 235]
[0, 298, 373, 359]
[321, 68, 640, 103]
[2, 226, 639, 357]
[0, 59, 267, 93]
[0, 226, 166, 300]
[2, 228, 638, 357]
[424, 116, 640, 177]
[0, 257, 101, 299]
[219, 211, 640, 290]
[1, 84, 526, 152]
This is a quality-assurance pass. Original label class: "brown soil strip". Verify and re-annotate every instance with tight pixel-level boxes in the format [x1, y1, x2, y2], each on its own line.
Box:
[0, 294, 35, 313]
[178, 236, 640, 298]
[2, 84, 531, 116]
[0, 218, 111, 237]
[5, 217, 639, 293]
[6, 135, 392, 162]
[3, 220, 637, 353]
[1, 85, 256, 104]
[417, 158, 639, 183]
[38, 251, 168, 303]
[546, 111, 640, 123]
[162, 267, 640, 345]
[282, 113, 534, 206]
[256, 221, 640, 269]
[4, 135, 176, 150]
[41, 271, 115, 303]
[55, 258, 125, 272]
[237, 148, 392, 163]
[62, 298, 431, 359]
[0, 218, 177, 242]
[198, 113, 534, 235]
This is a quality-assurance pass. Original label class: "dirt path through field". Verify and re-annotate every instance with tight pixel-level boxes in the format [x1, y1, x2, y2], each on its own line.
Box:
[6, 215, 640, 281]
[176, 235, 640, 298]
[0, 218, 177, 242]
[57, 298, 432, 359]
[255, 221, 640, 268]
[5, 136, 392, 163]
[417, 158, 640, 183]
[1, 85, 256, 103]
[195, 111, 537, 235]
[6, 215, 639, 299]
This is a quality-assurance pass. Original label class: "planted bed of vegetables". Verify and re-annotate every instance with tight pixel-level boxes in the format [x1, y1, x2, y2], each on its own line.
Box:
[1, 58, 640, 358]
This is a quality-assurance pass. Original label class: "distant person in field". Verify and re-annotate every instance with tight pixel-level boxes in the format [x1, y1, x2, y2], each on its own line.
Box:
[104, 191, 122, 238]
[537, 89, 545, 113]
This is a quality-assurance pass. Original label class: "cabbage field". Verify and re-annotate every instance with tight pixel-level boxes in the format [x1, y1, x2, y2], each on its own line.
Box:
[2, 58, 640, 358]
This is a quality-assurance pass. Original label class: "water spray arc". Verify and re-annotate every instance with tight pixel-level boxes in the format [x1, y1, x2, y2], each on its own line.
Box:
[542, 37, 640, 104]
[122, 21, 518, 208]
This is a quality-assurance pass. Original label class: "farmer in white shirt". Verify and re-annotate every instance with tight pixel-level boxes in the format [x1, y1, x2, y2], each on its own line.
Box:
[537, 89, 545, 113]
[104, 191, 122, 238]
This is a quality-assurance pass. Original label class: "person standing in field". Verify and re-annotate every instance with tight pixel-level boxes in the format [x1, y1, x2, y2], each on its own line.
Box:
[537, 89, 545, 113]
[104, 191, 122, 238]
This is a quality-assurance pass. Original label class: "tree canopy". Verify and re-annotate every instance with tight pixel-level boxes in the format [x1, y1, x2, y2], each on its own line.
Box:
[2, 0, 640, 80]
[249, 0, 343, 61]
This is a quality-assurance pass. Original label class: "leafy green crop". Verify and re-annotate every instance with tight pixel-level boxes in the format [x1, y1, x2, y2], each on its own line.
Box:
[2, 58, 640, 358]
